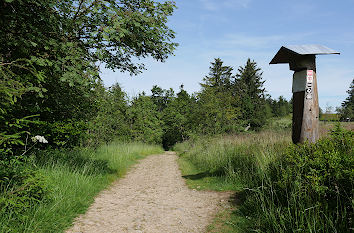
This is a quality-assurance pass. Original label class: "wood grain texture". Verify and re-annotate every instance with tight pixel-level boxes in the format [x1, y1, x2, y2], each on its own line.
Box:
[292, 70, 319, 144]
[292, 91, 304, 144]
[300, 71, 319, 143]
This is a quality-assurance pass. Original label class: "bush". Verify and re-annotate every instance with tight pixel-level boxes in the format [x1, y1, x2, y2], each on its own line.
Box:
[0, 155, 49, 217]
[176, 126, 352, 232]
[245, 125, 353, 232]
[45, 120, 87, 148]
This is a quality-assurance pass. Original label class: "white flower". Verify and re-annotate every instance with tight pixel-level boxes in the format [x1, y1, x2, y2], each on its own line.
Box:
[32, 135, 48, 143]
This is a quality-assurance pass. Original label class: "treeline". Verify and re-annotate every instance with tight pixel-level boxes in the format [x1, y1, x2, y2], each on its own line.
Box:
[84, 58, 292, 149]
[0, 1, 293, 155]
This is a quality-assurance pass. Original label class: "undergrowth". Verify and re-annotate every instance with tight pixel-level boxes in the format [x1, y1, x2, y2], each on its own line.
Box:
[175, 125, 353, 232]
[0, 141, 163, 233]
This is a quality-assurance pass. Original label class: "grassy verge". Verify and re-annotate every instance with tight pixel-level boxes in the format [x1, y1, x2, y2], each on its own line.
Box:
[175, 130, 291, 232]
[0, 141, 163, 233]
[175, 123, 353, 232]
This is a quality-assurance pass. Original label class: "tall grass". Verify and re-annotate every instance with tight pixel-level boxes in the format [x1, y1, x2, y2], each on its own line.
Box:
[175, 130, 291, 186]
[175, 125, 353, 232]
[0, 141, 163, 233]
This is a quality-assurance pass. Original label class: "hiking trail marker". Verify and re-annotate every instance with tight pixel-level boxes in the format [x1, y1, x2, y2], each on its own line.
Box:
[270, 45, 340, 144]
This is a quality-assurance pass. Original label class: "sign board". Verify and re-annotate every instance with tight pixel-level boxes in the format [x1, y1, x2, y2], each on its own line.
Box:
[305, 70, 314, 100]
[292, 70, 307, 93]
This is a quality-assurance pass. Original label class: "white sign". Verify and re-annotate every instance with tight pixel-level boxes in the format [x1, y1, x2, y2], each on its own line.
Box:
[305, 70, 314, 100]
[307, 70, 313, 83]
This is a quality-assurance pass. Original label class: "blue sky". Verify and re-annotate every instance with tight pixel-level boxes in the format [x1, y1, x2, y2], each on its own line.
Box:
[101, 0, 354, 110]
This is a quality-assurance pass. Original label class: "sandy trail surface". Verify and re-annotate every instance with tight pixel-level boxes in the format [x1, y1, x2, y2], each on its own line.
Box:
[66, 152, 229, 233]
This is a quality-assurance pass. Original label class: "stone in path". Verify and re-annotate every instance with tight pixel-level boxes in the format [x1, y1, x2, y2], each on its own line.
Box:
[67, 152, 229, 233]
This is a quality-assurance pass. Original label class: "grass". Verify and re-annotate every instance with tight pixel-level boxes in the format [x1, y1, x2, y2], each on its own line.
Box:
[175, 130, 292, 232]
[320, 113, 340, 121]
[175, 122, 353, 232]
[178, 156, 239, 191]
[0, 141, 163, 233]
[175, 130, 291, 187]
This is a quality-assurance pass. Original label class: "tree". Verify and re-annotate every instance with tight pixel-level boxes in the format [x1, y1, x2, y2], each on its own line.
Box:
[201, 58, 233, 91]
[268, 96, 291, 118]
[128, 93, 163, 144]
[337, 79, 354, 121]
[197, 58, 241, 134]
[87, 83, 131, 146]
[235, 58, 267, 129]
[151, 85, 175, 112]
[0, 0, 177, 150]
[161, 85, 195, 149]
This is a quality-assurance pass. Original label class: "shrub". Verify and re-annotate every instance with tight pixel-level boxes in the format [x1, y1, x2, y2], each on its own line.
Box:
[0, 155, 49, 217]
[246, 125, 353, 232]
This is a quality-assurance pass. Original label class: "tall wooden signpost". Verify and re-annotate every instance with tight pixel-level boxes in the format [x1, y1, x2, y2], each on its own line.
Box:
[270, 45, 340, 144]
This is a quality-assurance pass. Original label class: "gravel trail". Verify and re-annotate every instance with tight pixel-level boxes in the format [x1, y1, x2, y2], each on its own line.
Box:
[66, 152, 229, 233]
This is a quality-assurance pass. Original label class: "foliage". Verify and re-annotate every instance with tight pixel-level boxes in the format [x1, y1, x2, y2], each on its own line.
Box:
[87, 82, 131, 146]
[129, 93, 164, 144]
[195, 58, 242, 134]
[0, 155, 49, 218]
[0, 0, 178, 151]
[0, 142, 163, 233]
[190, 58, 270, 135]
[158, 58, 290, 148]
[337, 78, 353, 121]
[0, 1, 177, 230]
[266, 95, 292, 118]
[320, 113, 340, 122]
[258, 125, 353, 232]
[235, 58, 268, 129]
[161, 86, 196, 149]
[151, 85, 175, 112]
[175, 125, 353, 232]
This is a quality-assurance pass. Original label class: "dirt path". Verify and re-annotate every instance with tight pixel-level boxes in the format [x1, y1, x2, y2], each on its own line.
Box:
[66, 152, 229, 233]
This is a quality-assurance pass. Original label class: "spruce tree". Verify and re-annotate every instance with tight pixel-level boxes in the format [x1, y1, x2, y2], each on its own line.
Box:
[338, 79, 354, 121]
[197, 58, 241, 134]
[235, 58, 267, 129]
[201, 58, 233, 91]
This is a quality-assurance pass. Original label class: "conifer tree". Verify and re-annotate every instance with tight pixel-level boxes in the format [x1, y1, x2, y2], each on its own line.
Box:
[201, 58, 233, 91]
[197, 58, 241, 134]
[337, 79, 354, 121]
[235, 58, 267, 129]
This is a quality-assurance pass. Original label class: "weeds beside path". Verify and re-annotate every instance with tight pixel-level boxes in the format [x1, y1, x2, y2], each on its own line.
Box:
[175, 125, 353, 232]
[0, 142, 163, 233]
[67, 152, 229, 233]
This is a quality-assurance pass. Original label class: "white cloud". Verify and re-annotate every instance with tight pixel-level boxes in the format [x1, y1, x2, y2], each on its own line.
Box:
[215, 32, 319, 50]
[217, 34, 284, 49]
[200, 0, 251, 11]
[199, 0, 218, 11]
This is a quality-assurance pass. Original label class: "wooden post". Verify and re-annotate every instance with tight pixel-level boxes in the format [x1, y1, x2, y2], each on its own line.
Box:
[291, 56, 319, 144]
[300, 70, 319, 143]
[270, 45, 339, 144]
